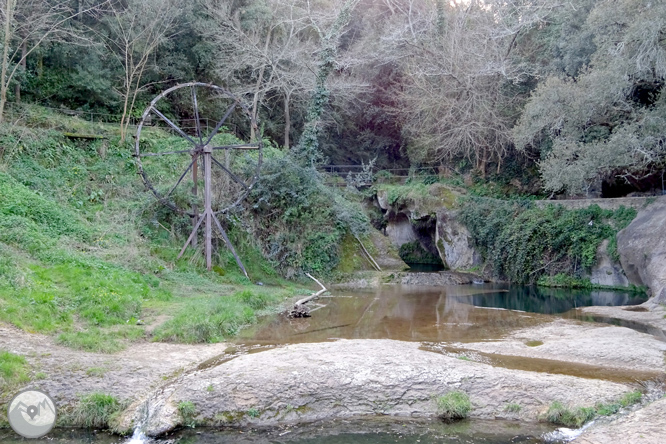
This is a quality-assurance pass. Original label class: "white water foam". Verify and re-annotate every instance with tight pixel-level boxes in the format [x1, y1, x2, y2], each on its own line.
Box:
[125, 427, 148, 444]
[542, 420, 594, 442]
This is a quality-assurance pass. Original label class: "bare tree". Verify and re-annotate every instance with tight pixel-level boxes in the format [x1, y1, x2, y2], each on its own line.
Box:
[201, 0, 359, 147]
[0, 0, 102, 122]
[91, 0, 181, 142]
[344, 0, 557, 175]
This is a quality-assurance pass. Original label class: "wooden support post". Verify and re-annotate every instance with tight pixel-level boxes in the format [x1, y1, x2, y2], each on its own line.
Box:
[191, 154, 198, 248]
[204, 145, 213, 270]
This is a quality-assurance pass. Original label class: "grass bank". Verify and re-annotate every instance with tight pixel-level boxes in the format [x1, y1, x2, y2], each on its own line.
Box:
[0, 105, 310, 353]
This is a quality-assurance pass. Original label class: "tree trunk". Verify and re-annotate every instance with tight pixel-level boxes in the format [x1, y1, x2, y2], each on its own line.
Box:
[283, 90, 291, 149]
[0, 0, 15, 123]
[14, 41, 26, 104]
[250, 30, 272, 139]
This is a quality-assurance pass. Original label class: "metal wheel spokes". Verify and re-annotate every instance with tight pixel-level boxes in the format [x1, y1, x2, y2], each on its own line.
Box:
[134, 82, 263, 217]
[134, 83, 263, 275]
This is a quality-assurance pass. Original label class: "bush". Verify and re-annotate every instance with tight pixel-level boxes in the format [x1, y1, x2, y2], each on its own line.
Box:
[246, 148, 369, 276]
[70, 393, 122, 428]
[437, 391, 472, 421]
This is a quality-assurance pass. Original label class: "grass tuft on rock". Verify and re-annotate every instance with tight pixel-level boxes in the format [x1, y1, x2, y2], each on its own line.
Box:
[69, 392, 122, 429]
[0, 350, 31, 389]
[546, 401, 595, 428]
[546, 392, 643, 428]
[178, 400, 197, 427]
[436, 391, 472, 421]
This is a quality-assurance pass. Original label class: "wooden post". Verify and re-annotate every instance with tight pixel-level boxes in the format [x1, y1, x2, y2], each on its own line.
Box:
[191, 154, 198, 248]
[204, 144, 213, 270]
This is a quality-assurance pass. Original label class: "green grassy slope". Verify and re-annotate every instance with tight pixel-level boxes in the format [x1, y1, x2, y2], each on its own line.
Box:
[0, 105, 306, 353]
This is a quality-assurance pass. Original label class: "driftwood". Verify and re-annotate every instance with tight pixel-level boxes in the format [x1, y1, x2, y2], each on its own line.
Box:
[290, 273, 327, 318]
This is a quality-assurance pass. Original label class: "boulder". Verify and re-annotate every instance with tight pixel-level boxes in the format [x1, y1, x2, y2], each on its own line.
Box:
[589, 239, 629, 287]
[616, 196, 666, 303]
[435, 208, 481, 270]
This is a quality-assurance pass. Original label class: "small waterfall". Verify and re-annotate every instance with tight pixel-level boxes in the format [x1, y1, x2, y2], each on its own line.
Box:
[125, 427, 148, 444]
[542, 420, 594, 442]
[125, 401, 150, 444]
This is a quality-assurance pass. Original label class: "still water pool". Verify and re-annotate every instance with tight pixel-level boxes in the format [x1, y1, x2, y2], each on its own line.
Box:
[237, 283, 647, 345]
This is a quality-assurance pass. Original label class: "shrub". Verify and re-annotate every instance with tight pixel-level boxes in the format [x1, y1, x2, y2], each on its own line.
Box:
[247, 149, 369, 276]
[70, 393, 122, 428]
[437, 391, 472, 421]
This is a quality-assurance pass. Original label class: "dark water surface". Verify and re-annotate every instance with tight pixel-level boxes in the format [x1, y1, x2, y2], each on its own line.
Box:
[1, 419, 560, 444]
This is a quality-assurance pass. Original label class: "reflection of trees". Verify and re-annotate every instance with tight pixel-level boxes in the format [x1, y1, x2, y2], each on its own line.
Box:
[243, 284, 645, 344]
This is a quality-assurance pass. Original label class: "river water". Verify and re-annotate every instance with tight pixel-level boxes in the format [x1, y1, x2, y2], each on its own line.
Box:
[12, 284, 648, 444]
[5, 418, 559, 443]
[238, 283, 647, 345]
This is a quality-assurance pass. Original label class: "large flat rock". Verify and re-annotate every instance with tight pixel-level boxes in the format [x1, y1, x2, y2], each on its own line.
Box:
[445, 318, 666, 374]
[121, 339, 632, 436]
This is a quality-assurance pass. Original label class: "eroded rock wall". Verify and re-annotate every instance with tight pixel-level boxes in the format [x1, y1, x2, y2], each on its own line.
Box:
[616, 196, 666, 303]
[435, 209, 481, 271]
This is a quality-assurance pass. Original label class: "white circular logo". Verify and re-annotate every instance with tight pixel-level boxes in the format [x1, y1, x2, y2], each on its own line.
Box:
[7, 389, 57, 438]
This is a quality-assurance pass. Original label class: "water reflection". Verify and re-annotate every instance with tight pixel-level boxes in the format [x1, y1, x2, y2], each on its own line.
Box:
[237, 284, 646, 345]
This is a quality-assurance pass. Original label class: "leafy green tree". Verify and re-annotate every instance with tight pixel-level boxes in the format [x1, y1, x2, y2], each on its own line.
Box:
[514, 0, 666, 195]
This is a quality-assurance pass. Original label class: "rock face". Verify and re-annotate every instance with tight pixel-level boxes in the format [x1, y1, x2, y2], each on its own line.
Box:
[589, 239, 629, 287]
[367, 229, 407, 270]
[616, 196, 666, 303]
[435, 208, 481, 270]
[574, 397, 666, 444]
[385, 213, 418, 247]
[121, 340, 629, 437]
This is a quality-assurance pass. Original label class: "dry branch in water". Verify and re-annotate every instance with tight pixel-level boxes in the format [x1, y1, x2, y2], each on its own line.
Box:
[290, 273, 327, 318]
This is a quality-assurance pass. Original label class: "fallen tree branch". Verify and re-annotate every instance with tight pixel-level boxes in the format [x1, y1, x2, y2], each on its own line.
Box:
[290, 273, 328, 317]
[354, 234, 381, 271]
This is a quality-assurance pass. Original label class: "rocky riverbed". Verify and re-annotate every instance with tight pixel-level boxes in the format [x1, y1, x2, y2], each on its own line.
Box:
[2, 300, 665, 442]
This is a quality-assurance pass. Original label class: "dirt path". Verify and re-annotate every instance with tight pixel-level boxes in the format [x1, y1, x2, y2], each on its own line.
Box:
[0, 323, 230, 405]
